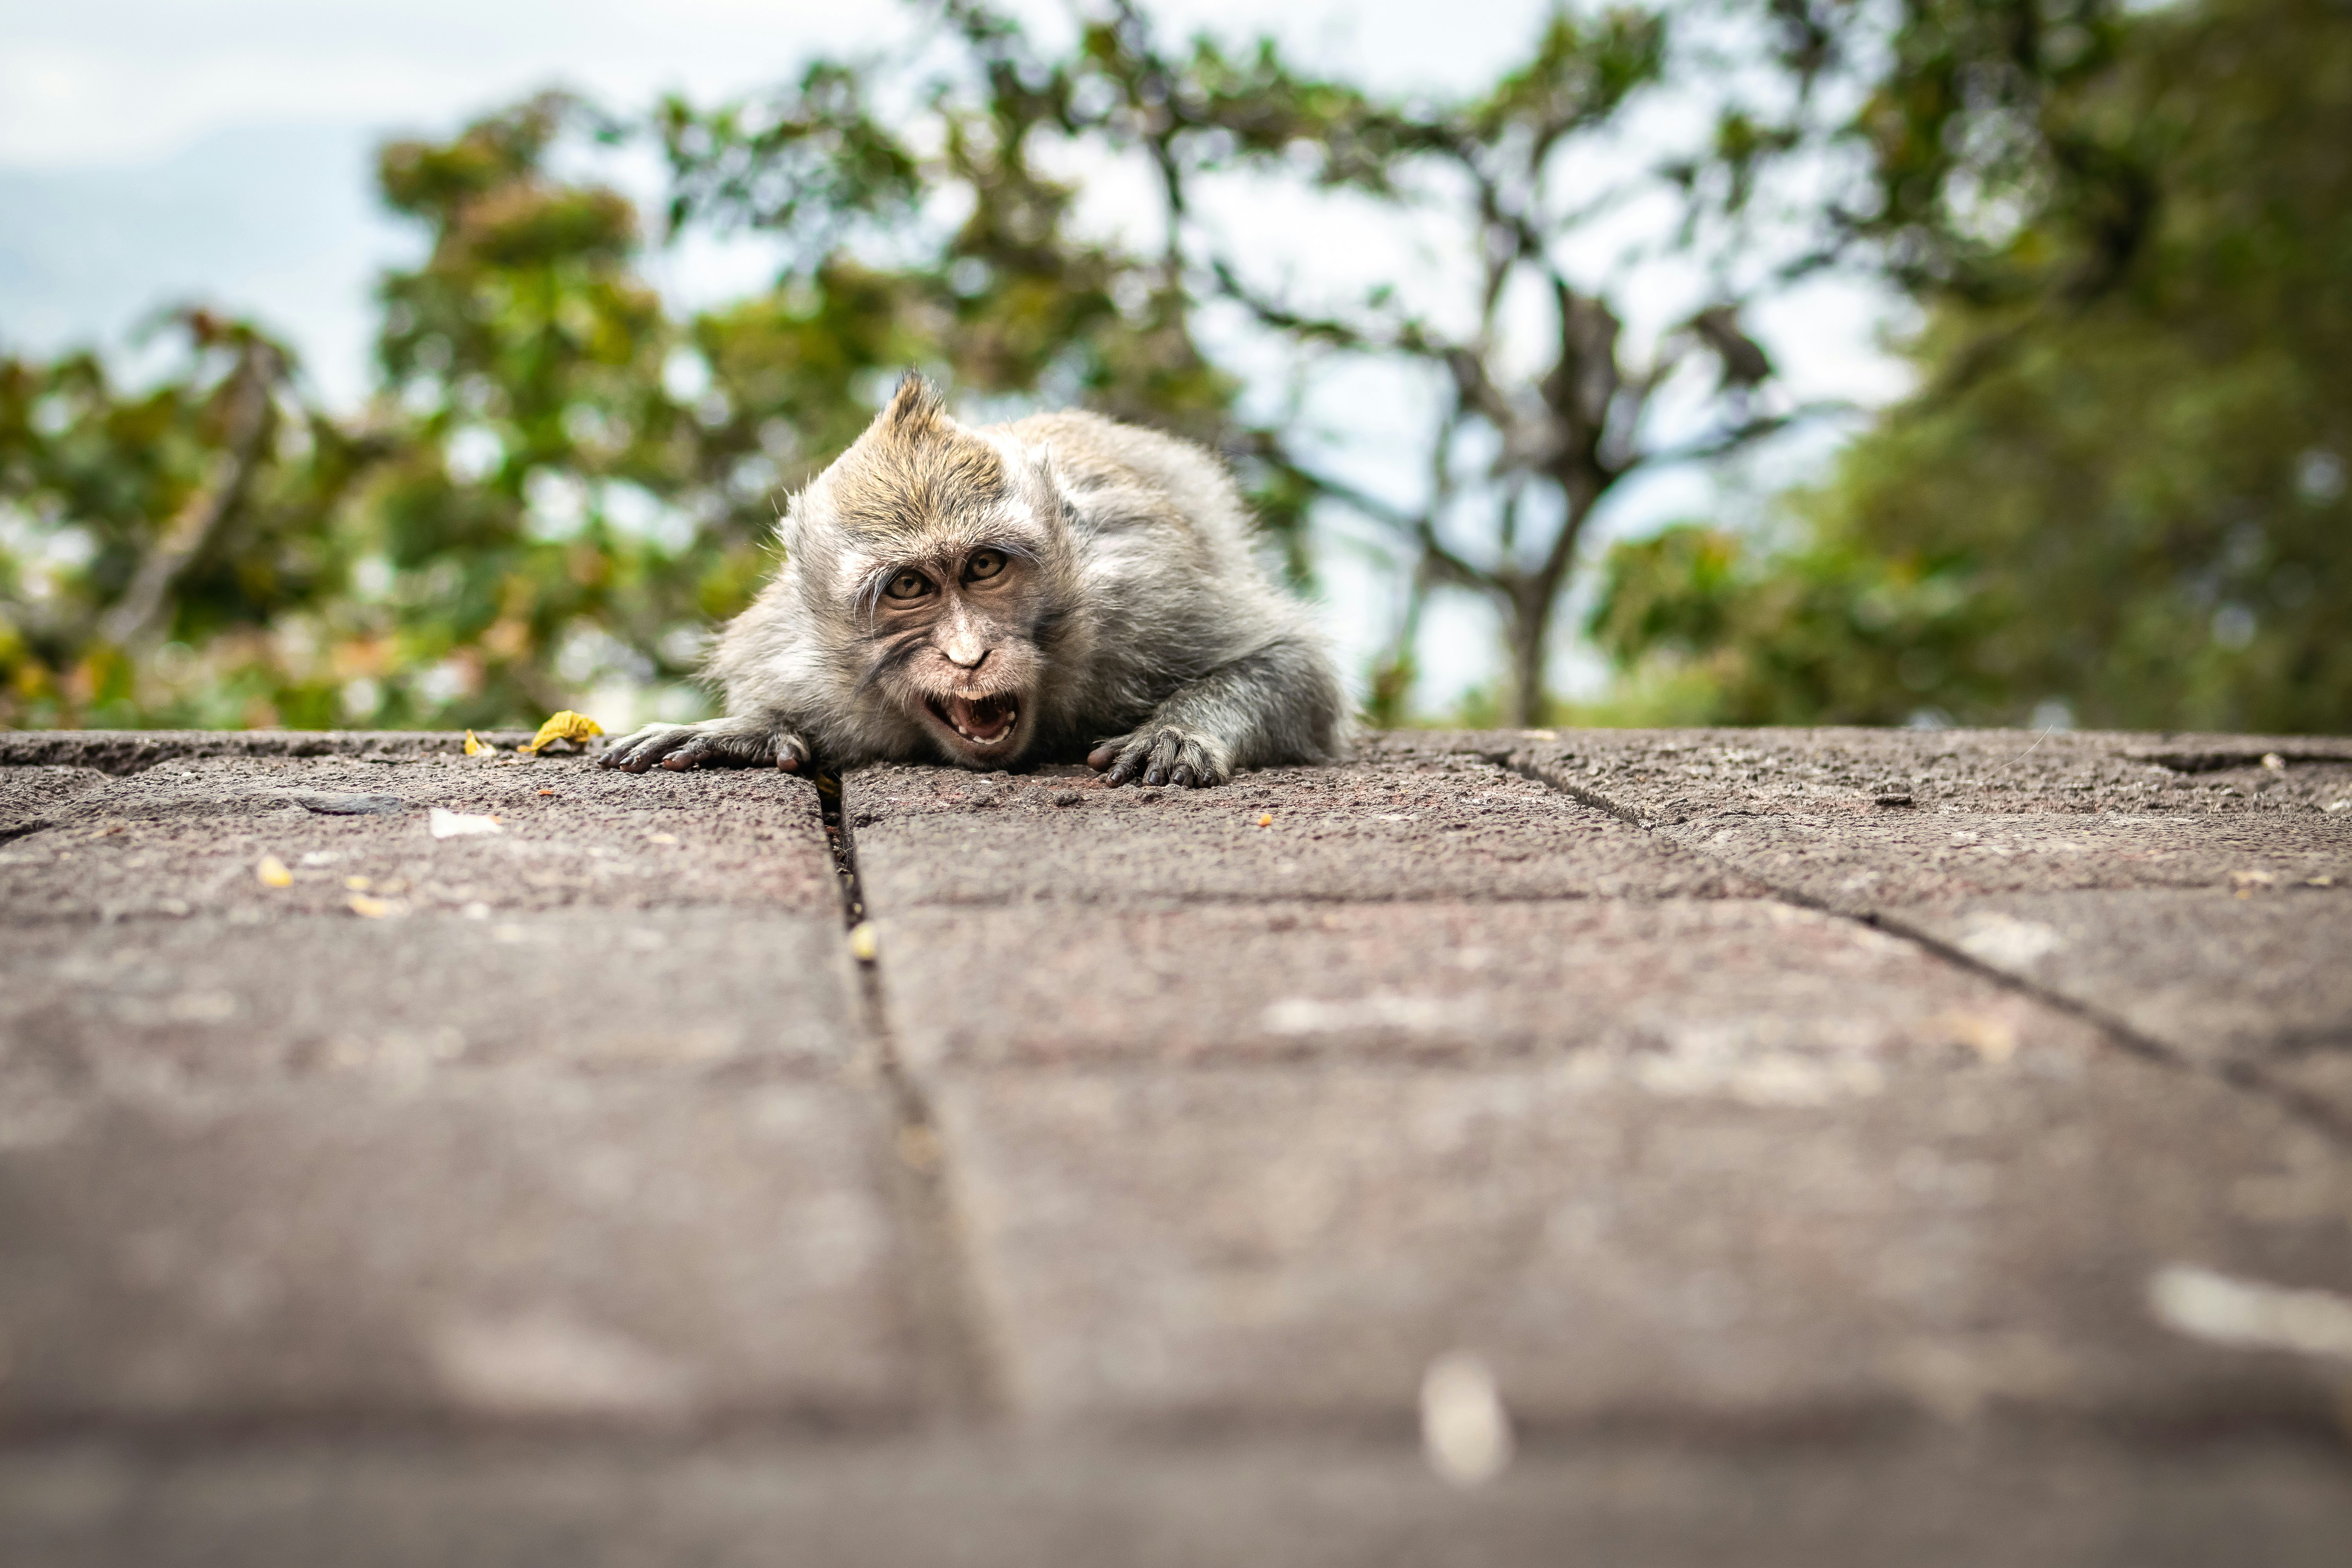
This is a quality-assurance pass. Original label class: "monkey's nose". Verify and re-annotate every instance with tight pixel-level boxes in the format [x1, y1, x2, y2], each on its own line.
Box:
[944, 639, 989, 669]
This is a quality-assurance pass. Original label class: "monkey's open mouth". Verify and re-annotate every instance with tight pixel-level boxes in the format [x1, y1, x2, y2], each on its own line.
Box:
[927, 693, 1020, 747]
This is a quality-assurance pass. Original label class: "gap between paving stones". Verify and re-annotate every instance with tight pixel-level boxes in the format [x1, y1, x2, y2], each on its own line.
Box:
[1492, 751, 2352, 1147]
[817, 766, 1010, 1425]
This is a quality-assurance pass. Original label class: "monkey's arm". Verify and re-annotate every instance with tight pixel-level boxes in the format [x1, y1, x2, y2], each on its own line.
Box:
[599, 712, 813, 773]
[1088, 636, 1346, 787]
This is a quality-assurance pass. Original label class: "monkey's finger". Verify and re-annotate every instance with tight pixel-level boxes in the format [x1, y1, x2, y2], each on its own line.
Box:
[1105, 746, 1147, 786]
[661, 737, 719, 770]
[1085, 743, 1120, 771]
[598, 730, 656, 769]
[1142, 731, 1183, 786]
[620, 728, 693, 773]
[1176, 738, 1215, 786]
[1169, 763, 1196, 787]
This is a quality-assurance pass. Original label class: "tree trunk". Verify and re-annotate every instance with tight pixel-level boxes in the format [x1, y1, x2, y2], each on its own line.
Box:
[98, 340, 280, 650]
[1503, 582, 1551, 728]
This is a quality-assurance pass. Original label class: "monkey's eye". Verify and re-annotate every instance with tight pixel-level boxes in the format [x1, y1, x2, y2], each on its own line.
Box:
[883, 570, 934, 601]
[964, 550, 1007, 583]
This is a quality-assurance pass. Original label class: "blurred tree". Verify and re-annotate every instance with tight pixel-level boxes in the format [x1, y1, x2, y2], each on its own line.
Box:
[1593, 0, 2352, 733]
[660, 0, 1850, 726]
[0, 311, 379, 728]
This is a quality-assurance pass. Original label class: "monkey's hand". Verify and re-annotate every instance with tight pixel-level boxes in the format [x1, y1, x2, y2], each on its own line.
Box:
[1086, 724, 1232, 788]
[598, 716, 811, 774]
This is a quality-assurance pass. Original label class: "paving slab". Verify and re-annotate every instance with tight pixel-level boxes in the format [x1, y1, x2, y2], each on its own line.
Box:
[878, 898, 2085, 1072]
[0, 766, 109, 835]
[1455, 726, 2352, 823]
[0, 752, 837, 924]
[0, 728, 534, 774]
[936, 1062, 2352, 1432]
[1893, 887, 2352, 1120]
[0, 1079, 912, 1430]
[1658, 809, 2351, 907]
[846, 758, 1758, 911]
[0, 911, 857, 1111]
[2, 1430, 2349, 1568]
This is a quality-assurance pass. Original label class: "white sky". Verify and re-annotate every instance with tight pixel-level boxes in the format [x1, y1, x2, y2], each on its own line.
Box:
[0, 0, 1909, 713]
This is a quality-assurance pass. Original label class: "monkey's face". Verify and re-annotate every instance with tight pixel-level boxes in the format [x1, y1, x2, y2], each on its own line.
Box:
[861, 543, 1053, 766]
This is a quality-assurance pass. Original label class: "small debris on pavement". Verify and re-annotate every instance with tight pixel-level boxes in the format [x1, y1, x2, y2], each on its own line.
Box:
[430, 807, 503, 838]
[1421, 1351, 1512, 1486]
[1258, 813, 1274, 827]
[1938, 1011, 2020, 1065]
[2149, 1264, 2352, 1360]
[518, 710, 604, 755]
[2263, 753, 2287, 772]
[293, 791, 405, 816]
[464, 730, 490, 756]
[347, 893, 404, 919]
[345, 875, 372, 891]
[847, 921, 879, 962]
[254, 854, 292, 888]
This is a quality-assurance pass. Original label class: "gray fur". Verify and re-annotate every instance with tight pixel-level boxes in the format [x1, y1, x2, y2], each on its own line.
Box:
[600, 375, 1348, 787]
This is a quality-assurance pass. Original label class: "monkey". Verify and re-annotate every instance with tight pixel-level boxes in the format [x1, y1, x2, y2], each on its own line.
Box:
[598, 373, 1348, 787]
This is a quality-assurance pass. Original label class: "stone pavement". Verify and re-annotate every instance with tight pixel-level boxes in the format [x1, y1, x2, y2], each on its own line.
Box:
[1, 724, 2349, 1565]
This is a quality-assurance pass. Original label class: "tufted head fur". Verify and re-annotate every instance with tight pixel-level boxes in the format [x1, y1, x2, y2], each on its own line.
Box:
[774, 373, 1090, 768]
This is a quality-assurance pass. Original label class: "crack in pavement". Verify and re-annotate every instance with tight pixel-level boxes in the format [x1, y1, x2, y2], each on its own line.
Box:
[815, 766, 1011, 1425]
[1498, 754, 2352, 1147]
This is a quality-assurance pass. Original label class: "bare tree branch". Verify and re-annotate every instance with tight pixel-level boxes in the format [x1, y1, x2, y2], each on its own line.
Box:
[98, 333, 285, 649]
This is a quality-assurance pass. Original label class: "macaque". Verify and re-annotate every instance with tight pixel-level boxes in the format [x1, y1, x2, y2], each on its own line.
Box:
[600, 374, 1347, 787]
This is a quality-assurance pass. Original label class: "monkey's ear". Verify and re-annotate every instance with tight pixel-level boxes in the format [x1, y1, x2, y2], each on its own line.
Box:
[880, 372, 945, 435]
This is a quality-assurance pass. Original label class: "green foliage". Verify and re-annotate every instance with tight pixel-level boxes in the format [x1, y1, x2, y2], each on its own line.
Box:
[9, 0, 2345, 736]
[1593, 0, 2352, 733]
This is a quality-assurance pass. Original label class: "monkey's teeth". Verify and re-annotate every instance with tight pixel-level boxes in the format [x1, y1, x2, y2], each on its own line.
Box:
[933, 694, 1018, 746]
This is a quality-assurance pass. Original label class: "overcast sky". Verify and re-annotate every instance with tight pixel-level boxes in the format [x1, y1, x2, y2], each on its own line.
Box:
[0, 0, 1906, 708]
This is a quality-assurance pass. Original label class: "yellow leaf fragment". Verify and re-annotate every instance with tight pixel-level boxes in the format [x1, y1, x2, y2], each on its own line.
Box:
[348, 893, 399, 919]
[847, 921, 879, 962]
[464, 729, 488, 756]
[520, 710, 604, 754]
[255, 854, 292, 888]
[345, 875, 373, 891]
[1937, 1011, 2019, 1066]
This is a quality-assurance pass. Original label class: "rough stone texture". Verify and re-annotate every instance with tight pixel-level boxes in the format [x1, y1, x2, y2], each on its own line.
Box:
[0, 1080, 911, 1429]
[0, 765, 109, 834]
[1895, 887, 2352, 1126]
[879, 898, 2087, 1071]
[0, 752, 837, 923]
[0, 728, 536, 774]
[0, 911, 857, 1105]
[848, 757, 1758, 910]
[1905, 889, 2352, 1060]
[938, 1064, 2352, 1432]
[6, 726, 2352, 1564]
[1657, 809, 2351, 907]
[4, 1432, 2349, 1568]
[1393, 726, 2352, 822]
